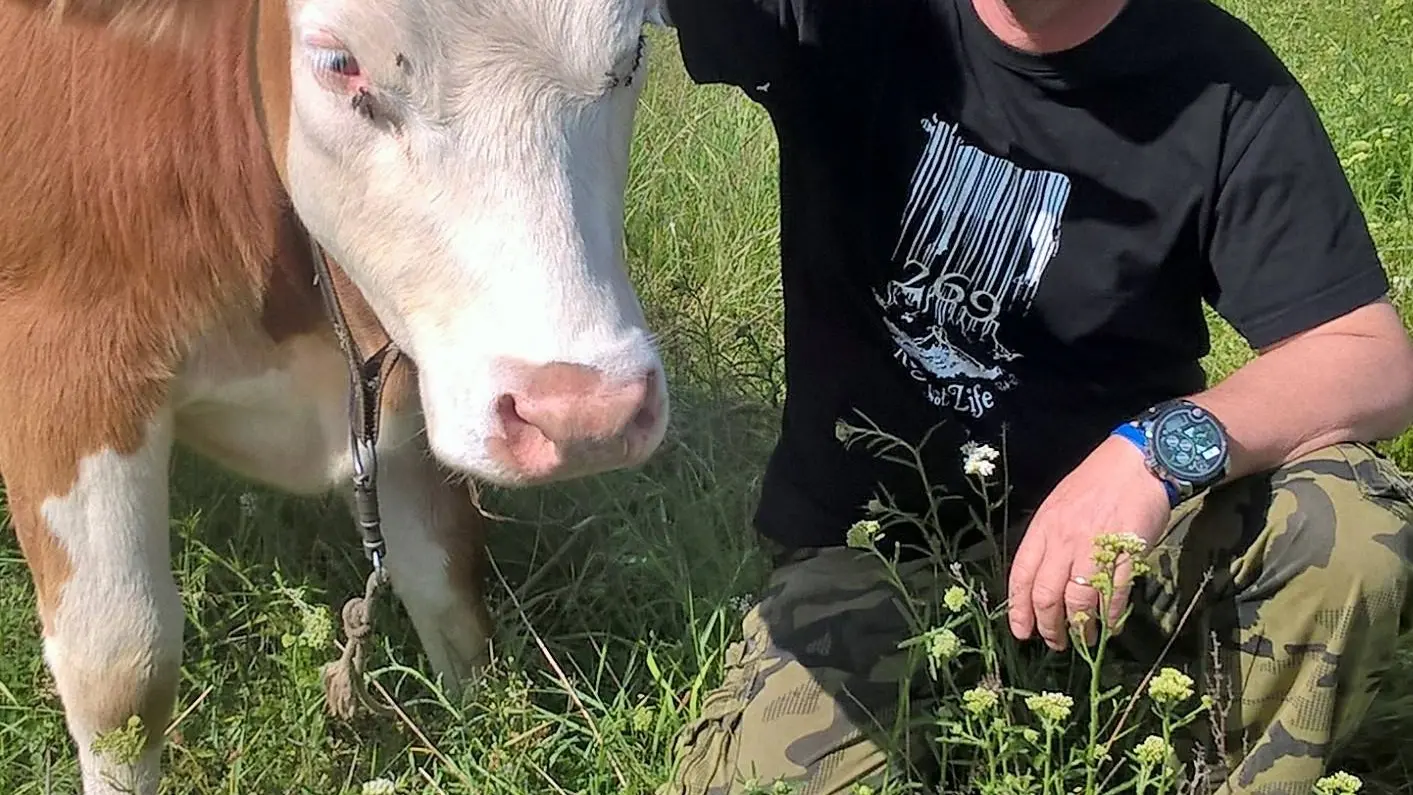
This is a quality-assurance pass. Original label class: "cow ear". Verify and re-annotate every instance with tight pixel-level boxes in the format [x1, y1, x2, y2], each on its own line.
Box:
[644, 0, 670, 29]
[19, 0, 220, 49]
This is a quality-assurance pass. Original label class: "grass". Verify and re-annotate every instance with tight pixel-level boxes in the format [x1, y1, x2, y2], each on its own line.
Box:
[2, 0, 1411, 791]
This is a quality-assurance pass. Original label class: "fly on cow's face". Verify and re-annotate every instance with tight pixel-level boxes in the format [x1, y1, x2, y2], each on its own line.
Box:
[351, 86, 375, 119]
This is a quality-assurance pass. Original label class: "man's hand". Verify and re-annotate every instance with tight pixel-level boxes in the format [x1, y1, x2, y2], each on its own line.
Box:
[1006, 434, 1171, 652]
[1003, 299, 1413, 654]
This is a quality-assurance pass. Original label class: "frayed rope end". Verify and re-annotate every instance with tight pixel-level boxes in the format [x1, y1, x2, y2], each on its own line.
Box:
[321, 567, 396, 720]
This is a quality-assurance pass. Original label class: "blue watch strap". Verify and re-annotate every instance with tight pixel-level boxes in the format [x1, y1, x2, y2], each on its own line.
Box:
[1110, 422, 1180, 507]
[1111, 421, 1147, 451]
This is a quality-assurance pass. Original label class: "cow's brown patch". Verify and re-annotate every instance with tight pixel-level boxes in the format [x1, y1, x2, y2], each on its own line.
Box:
[12, 0, 223, 50]
[0, 0, 287, 629]
[2, 12, 499, 788]
[0, 0, 419, 631]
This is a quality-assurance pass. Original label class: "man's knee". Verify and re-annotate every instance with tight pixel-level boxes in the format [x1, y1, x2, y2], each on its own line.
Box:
[755, 546, 932, 670]
[659, 545, 937, 795]
[1252, 443, 1413, 603]
[1160, 445, 1413, 791]
[1226, 445, 1412, 729]
[1164, 442, 1413, 622]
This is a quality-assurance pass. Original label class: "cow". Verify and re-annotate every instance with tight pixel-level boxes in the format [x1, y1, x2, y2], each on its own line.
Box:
[0, 0, 670, 791]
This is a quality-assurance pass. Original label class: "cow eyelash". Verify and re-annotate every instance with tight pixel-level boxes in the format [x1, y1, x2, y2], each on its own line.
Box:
[607, 34, 648, 89]
[309, 46, 384, 122]
[312, 47, 361, 77]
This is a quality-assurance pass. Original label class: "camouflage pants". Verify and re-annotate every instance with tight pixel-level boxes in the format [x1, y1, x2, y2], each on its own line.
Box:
[656, 443, 1413, 795]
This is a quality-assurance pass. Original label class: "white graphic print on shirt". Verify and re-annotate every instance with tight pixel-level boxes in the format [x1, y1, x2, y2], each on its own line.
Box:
[875, 116, 1072, 418]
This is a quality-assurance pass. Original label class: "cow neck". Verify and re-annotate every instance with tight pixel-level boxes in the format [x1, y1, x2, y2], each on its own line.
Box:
[247, 0, 399, 574]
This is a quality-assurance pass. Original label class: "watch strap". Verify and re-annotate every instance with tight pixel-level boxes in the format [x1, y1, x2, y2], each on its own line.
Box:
[1111, 420, 1181, 508]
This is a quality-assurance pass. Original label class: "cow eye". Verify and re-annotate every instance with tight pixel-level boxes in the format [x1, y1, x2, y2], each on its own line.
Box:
[313, 47, 361, 77]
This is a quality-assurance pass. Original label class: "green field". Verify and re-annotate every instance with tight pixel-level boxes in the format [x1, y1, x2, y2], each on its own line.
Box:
[2, 0, 1411, 792]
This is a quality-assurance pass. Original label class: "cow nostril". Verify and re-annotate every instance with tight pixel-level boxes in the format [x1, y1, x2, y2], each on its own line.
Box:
[630, 374, 661, 432]
[491, 391, 561, 476]
[631, 400, 657, 432]
[495, 393, 532, 437]
[497, 365, 662, 449]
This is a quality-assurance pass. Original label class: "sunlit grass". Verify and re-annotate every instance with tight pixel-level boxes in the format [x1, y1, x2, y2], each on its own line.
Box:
[1, 1, 1409, 791]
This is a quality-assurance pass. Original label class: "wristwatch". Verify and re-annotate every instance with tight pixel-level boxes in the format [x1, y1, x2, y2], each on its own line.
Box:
[1111, 398, 1231, 508]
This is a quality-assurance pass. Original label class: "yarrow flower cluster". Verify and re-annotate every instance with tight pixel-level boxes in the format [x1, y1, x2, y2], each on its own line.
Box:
[631, 703, 655, 733]
[846, 519, 881, 550]
[1133, 735, 1173, 766]
[943, 585, 969, 612]
[238, 490, 260, 520]
[961, 441, 1000, 479]
[1093, 532, 1148, 563]
[728, 593, 756, 615]
[1313, 771, 1364, 794]
[361, 779, 397, 795]
[1093, 532, 1154, 578]
[1025, 692, 1073, 726]
[834, 420, 853, 443]
[996, 773, 1036, 791]
[1147, 667, 1196, 706]
[962, 686, 999, 716]
[739, 780, 796, 795]
[300, 605, 335, 649]
[928, 628, 963, 664]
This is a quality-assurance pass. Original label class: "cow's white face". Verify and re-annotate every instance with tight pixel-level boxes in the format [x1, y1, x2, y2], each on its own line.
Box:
[281, 0, 668, 487]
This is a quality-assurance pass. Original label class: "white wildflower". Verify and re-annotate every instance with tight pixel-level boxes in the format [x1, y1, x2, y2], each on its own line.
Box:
[1314, 771, 1363, 795]
[943, 585, 969, 612]
[238, 491, 259, 520]
[728, 593, 756, 614]
[962, 686, 999, 716]
[1025, 692, 1073, 725]
[1134, 735, 1172, 767]
[961, 442, 1000, 478]
[1147, 667, 1195, 706]
[847, 520, 882, 550]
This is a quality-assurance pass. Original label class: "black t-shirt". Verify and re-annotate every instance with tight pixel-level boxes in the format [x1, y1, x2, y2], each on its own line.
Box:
[664, 0, 1391, 551]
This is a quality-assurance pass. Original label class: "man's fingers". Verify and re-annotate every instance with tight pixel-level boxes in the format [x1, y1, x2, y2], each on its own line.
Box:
[1066, 563, 1103, 646]
[1032, 549, 1079, 651]
[1007, 528, 1048, 641]
[1106, 557, 1136, 629]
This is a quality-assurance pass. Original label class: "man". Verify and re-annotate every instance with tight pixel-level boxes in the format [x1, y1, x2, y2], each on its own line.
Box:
[652, 0, 1413, 793]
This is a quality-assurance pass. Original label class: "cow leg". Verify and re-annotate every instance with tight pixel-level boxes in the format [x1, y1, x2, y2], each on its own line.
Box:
[5, 409, 180, 795]
[353, 436, 494, 696]
[169, 319, 493, 694]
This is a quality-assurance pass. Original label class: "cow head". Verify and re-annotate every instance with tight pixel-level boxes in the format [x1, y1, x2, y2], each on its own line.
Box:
[269, 0, 670, 487]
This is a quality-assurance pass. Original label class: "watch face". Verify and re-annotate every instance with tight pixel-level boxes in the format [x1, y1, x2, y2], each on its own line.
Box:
[1151, 405, 1227, 483]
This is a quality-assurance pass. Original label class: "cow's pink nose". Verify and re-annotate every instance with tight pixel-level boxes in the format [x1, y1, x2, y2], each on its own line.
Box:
[492, 361, 662, 479]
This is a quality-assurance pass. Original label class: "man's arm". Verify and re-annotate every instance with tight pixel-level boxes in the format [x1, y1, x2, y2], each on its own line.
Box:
[1007, 297, 1413, 651]
[1193, 79, 1413, 475]
[1192, 298, 1413, 482]
[1008, 77, 1412, 651]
